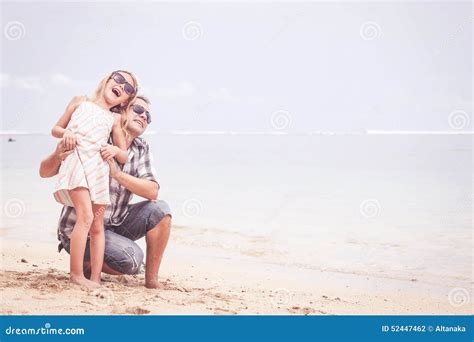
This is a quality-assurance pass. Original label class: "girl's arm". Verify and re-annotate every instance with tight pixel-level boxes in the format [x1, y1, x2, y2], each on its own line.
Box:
[51, 96, 86, 149]
[100, 114, 128, 164]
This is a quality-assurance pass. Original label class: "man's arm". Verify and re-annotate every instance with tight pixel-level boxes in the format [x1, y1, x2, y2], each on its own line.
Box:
[106, 159, 159, 201]
[39, 141, 73, 178]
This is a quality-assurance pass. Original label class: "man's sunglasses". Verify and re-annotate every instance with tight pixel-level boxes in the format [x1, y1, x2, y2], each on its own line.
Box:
[110, 72, 135, 96]
[132, 104, 151, 124]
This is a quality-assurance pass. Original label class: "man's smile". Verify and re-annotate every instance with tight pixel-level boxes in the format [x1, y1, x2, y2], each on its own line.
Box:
[133, 118, 145, 128]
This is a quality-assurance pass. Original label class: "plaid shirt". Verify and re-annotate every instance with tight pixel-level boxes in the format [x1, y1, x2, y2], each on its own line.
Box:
[57, 136, 159, 239]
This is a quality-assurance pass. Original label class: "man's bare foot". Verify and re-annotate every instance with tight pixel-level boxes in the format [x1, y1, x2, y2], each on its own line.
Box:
[145, 280, 162, 289]
[70, 274, 100, 289]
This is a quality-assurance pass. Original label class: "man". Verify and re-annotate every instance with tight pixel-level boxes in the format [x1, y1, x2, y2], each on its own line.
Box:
[39, 95, 171, 289]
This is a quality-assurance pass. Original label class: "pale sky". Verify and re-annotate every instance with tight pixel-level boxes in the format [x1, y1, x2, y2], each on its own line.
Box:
[1, 1, 472, 134]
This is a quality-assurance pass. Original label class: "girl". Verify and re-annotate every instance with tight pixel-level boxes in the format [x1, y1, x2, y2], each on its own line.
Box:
[52, 70, 138, 289]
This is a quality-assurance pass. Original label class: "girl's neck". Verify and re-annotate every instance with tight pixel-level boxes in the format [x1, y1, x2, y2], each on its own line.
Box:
[94, 97, 112, 111]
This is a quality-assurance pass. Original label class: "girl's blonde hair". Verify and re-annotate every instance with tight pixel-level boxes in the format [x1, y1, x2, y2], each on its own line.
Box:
[91, 70, 139, 139]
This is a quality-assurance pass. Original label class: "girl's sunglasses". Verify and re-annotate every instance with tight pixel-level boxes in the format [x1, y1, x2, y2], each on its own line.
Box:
[132, 104, 152, 124]
[110, 72, 135, 96]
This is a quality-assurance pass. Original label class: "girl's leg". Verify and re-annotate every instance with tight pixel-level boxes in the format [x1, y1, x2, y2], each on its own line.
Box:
[68, 187, 99, 289]
[89, 203, 106, 284]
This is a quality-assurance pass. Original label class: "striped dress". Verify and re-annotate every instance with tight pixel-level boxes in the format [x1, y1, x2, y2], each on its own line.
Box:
[54, 101, 115, 207]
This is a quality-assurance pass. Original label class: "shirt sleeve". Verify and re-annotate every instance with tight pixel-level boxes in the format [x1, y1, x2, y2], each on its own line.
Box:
[136, 144, 160, 188]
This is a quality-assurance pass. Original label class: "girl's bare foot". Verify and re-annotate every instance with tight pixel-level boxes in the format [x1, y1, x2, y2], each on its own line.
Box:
[70, 274, 100, 289]
[90, 276, 101, 286]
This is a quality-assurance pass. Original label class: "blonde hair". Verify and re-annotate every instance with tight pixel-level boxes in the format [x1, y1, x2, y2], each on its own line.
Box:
[92, 70, 139, 139]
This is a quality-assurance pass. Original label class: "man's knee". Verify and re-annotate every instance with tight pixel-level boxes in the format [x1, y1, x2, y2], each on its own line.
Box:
[107, 244, 144, 275]
[121, 244, 144, 275]
[104, 233, 144, 275]
[147, 200, 172, 229]
[159, 214, 171, 228]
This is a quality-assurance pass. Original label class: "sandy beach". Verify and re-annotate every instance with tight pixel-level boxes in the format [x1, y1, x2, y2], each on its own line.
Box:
[1, 233, 470, 316]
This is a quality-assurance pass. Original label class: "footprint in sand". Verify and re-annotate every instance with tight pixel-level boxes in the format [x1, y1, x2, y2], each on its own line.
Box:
[213, 307, 238, 315]
[110, 306, 150, 315]
[287, 306, 327, 315]
[125, 307, 150, 315]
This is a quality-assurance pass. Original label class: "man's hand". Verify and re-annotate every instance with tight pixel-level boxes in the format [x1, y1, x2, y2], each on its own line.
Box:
[106, 158, 121, 179]
[106, 157, 158, 200]
[55, 140, 74, 161]
[62, 130, 77, 151]
[39, 141, 72, 178]
[100, 144, 120, 161]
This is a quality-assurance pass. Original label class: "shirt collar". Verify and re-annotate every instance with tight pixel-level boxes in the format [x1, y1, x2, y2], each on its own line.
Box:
[127, 136, 147, 161]
[130, 136, 147, 151]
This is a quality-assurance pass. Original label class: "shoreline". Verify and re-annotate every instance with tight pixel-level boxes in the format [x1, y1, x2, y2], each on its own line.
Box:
[1, 239, 470, 315]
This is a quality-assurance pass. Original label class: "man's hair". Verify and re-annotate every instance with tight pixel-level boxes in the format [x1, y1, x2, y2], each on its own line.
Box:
[135, 95, 151, 105]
